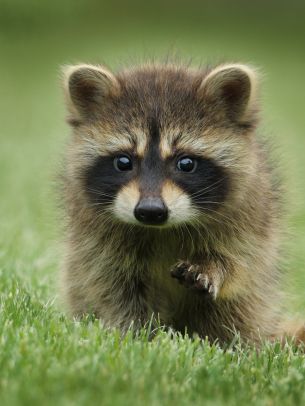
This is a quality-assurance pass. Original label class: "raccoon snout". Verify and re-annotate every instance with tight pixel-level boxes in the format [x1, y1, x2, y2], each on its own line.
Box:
[134, 197, 168, 226]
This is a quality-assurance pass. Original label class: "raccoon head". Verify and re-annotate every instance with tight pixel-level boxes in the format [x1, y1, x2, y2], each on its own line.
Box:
[63, 62, 259, 228]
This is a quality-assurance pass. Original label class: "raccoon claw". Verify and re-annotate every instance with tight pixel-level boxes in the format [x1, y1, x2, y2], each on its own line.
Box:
[196, 273, 219, 299]
[170, 261, 221, 299]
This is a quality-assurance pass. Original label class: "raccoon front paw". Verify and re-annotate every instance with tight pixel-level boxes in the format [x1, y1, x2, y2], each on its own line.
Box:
[170, 261, 223, 299]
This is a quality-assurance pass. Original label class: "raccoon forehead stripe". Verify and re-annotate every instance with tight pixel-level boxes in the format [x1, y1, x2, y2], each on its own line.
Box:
[148, 116, 160, 144]
[138, 116, 164, 196]
[144, 116, 161, 158]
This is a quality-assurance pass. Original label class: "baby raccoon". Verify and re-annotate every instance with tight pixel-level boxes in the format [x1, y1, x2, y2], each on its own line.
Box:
[60, 61, 303, 345]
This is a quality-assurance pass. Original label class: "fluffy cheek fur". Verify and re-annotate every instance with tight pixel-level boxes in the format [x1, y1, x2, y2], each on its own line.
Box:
[161, 181, 196, 225]
[113, 181, 141, 224]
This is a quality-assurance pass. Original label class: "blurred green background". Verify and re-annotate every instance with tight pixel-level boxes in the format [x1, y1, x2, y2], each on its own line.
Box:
[1, 0, 305, 310]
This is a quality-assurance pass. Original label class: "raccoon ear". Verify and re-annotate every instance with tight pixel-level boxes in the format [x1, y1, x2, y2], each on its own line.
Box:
[198, 64, 258, 125]
[62, 64, 120, 121]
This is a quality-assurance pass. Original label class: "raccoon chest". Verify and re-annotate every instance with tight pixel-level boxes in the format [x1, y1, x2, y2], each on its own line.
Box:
[143, 257, 187, 322]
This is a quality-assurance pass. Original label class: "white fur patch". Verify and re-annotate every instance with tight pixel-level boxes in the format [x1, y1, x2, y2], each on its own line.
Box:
[113, 181, 140, 224]
[162, 181, 195, 225]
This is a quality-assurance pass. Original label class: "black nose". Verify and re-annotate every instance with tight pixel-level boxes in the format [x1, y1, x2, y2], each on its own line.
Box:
[134, 198, 168, 225]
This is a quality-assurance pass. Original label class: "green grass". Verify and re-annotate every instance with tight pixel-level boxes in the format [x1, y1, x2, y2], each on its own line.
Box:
[2, 282, 305, 406]
[1, 1, 305, 405]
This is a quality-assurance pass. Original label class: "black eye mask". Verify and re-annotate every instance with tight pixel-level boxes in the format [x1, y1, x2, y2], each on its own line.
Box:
[83, 155, 135, 205]
[171, 157, 229, 211]
[83, 117, 229, 211]
[83, 151, 229, 213]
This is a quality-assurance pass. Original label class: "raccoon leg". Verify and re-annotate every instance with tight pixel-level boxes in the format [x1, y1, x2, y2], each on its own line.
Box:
[170, 260, 225, 300]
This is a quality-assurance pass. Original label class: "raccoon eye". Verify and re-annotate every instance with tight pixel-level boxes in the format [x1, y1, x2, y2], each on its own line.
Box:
[114, 155, 133, 172]
[177, 157, 197, 172]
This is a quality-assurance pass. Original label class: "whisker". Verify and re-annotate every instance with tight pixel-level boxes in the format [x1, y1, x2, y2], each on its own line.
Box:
[200, 209, 241, 234]
[189, 176, 229, 199]
[193, 201, 223, 205]
[86, 188, 115, 198]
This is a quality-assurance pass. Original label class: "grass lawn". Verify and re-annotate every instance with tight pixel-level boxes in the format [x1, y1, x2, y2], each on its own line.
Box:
[1, 1, 305, 405]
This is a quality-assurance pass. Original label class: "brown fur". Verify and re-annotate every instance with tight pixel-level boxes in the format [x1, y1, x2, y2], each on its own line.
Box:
[59, 61, 304, 345]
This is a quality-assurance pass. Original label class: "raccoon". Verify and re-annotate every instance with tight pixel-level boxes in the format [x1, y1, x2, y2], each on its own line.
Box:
[60, 61, 304, 345]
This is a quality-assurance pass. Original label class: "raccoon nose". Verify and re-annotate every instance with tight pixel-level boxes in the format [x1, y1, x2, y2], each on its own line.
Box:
[134, 198, 168, 225]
